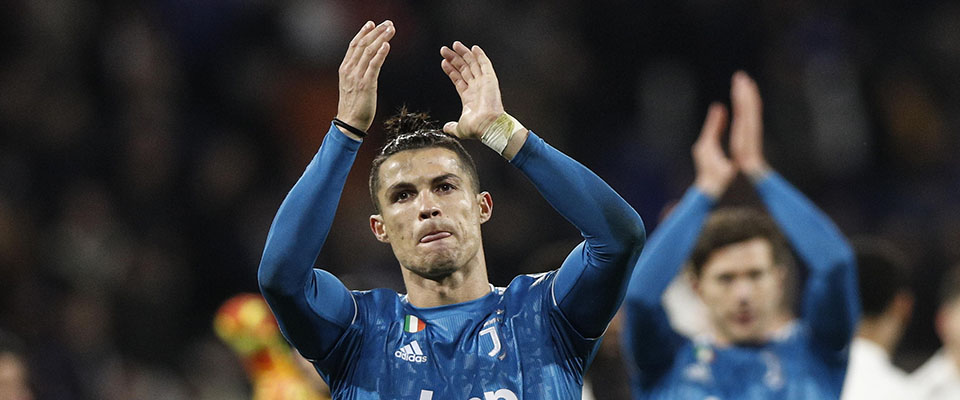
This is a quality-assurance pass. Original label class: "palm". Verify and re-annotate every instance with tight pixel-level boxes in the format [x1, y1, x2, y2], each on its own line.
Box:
[729, 72, 767, 174]
[692, 103, 736, 199]
[457, 88, 499, 135]
[440, 42, 504, 139]
[334, 20, 394, 133]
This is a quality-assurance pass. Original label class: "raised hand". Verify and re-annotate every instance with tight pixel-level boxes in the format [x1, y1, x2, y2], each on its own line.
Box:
[335, 20, 395, 138]
[439, 42, 506, 140]
[728, 71, 770, 179]
[692, 103, 737, 199]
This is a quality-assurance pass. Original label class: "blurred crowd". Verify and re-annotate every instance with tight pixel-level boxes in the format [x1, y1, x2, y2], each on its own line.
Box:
[1, 0, 958, 398]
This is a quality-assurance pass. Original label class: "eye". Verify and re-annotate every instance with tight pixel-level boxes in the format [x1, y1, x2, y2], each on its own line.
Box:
[437, 183, 455, 192]
[748, 270, 765, 280]
[393, 191, 413, 203]
[717, 274, 734, 284]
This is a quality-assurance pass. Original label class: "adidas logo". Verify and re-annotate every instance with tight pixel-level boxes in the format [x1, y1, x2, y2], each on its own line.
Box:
[395, 340, 428, 363]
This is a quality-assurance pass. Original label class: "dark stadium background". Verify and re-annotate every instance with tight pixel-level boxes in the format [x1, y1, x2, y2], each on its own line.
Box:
[1, 0, 958, 398]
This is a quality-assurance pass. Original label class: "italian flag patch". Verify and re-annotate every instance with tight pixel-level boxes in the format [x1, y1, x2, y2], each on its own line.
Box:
[403, 315, 426, 333]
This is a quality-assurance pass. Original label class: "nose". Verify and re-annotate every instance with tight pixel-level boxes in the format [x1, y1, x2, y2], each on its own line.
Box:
[418, 193, 442, 220]
[732, 278, 754, 303]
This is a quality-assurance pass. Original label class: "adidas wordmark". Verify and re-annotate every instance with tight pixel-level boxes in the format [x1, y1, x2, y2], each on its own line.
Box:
[395, 340, 428, 363]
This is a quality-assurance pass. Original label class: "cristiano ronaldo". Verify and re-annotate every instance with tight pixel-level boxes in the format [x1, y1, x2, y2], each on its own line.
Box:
[258, 20, 645, 399]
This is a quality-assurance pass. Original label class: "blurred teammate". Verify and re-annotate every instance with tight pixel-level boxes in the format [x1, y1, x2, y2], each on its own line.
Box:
[841, 241, 913, 400]
[0, 330, 33, 400]
[257, 20, 645, 399]
[909, 264, 960, 399]
[621, 72, 859, 399]
[213, 293, 329, 400]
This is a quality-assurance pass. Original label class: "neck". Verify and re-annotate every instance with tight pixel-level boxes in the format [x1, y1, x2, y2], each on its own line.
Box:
[402, 249, 491, 308]
[710, 310, 796, 347]
[771, 310, 795, 332]
[857, 316, 900, 355]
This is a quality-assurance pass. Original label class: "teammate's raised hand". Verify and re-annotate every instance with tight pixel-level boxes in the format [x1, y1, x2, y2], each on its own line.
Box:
[692, 103, 736, 199]
[335, 20, 395, 138]
[728, 71, 770, 179]
[439, 42, 506, 140]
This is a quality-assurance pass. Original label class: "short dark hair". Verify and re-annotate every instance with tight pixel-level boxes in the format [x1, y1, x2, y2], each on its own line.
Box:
[690, 207, 792, 276]
[853, 238, 911, 318]
[368, 108, 480, 213]
[941, 264, 960, 307]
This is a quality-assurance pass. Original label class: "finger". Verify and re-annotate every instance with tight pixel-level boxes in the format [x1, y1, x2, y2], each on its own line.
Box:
[734, 71, 762, 110]
[730, 71, 762, 137]
[453, 41, 482, 79]
[443, 121, 460, 137]
[354, 23, 395, 78]
[440, 45, 458, 60]
[344, 20, 393, 70]
[360, 20, 393, 49]
[442, 44, 474, 82]
[362, 42, 391, 83]
[697, 103, 729, 148]
[342, 21, 375, 68]
[472, 45, 497, 78]
[343, 21, 381, 68]
[440, 45, 468, 71]
[441, 58, 469, 94]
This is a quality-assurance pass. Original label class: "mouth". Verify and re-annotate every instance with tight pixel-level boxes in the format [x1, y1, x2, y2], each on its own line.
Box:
[732, 312, 755, 325]
[419, 231, 453, 244]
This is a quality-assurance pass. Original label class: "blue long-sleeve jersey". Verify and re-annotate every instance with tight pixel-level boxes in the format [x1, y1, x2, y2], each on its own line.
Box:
[622, 173, 859, 400]
[259, 124, 645, 399]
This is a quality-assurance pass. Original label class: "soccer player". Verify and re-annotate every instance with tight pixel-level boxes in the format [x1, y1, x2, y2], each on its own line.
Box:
[841, 241, 913, 400]
[621, 72, 859, 399]
[257, 20, 646, 399]
[909, 264, 960, 399]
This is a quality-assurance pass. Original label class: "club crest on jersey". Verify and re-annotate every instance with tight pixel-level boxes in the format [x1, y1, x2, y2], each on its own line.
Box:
[684, 341, 714, 383]
[694, 343, 714, 364]
[396, 340, 428, 363]
[762, 351, 784, 389]
[480, 318, 503, 358]
[404, 314, 426, 333]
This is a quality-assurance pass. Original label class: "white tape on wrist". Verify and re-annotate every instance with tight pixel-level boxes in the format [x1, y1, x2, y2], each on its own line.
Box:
[480, 113, 524, 155]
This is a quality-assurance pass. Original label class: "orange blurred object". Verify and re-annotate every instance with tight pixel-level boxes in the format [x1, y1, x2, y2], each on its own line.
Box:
[214, 293, 330, 400]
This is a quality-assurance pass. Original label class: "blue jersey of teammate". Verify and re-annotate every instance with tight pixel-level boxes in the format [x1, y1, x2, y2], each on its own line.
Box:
[622, 173, 859, 399]
[259, 124, 645, 399]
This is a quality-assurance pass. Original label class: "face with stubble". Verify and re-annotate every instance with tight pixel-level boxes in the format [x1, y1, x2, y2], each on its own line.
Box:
[370, 147, 491, 280]
[694, 237, 786, 345]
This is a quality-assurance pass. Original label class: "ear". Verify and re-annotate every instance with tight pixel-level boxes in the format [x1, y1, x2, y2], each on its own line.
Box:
[773, 263, 788, 286]
[690, 271, 703, 297]
[370, 214, 389, 243]
[477, 191, 493, 224]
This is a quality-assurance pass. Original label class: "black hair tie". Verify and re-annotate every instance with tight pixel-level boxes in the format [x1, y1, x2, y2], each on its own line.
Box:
[333, 118, 368, 138]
